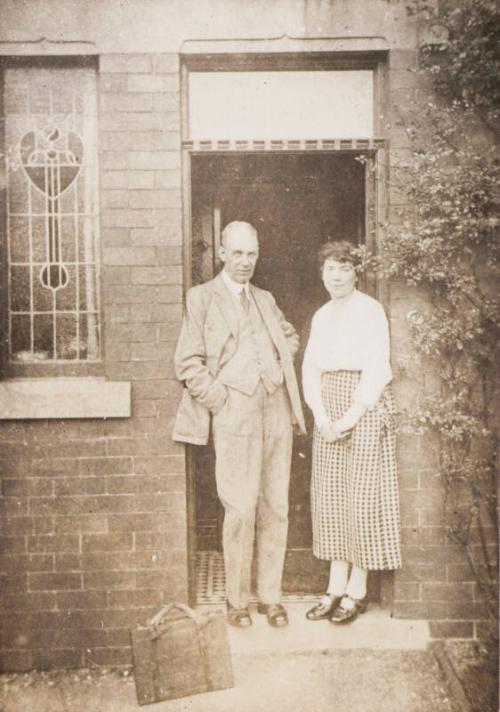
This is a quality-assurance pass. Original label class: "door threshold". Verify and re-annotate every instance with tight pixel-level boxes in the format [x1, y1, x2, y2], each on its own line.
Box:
[195, 600, 430, 653]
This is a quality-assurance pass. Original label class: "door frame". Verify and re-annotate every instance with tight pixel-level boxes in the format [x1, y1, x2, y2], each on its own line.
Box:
[179, 49, 391, 608]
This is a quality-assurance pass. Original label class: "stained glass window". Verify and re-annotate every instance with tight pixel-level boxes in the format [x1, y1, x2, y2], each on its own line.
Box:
[4, 63, 100, 362]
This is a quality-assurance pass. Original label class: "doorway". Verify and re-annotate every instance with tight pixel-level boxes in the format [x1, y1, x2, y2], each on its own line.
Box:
[188, 151, 382, 602]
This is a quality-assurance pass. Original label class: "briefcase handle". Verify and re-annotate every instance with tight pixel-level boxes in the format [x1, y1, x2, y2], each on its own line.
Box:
[148, 603, 199, 629]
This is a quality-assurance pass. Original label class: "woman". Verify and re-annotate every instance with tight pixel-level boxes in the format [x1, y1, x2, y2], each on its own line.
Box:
[302, 241, 401, 624]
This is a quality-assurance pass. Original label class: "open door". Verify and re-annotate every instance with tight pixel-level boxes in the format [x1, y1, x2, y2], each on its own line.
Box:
[189, 151, 383, 602]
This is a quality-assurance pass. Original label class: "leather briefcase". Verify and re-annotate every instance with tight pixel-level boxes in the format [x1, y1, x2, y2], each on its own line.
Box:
[131, 603, 234, 705]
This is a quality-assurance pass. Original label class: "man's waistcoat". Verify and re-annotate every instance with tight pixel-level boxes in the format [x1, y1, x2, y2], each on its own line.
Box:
[217, 294, 283, 396]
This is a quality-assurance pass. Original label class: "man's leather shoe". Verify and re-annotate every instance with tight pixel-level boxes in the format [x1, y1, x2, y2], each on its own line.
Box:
[226, 602, 252, 628]
[329, 595, 367, 624]
[306, 594, 342, 621]
[257, 602, 289, 628]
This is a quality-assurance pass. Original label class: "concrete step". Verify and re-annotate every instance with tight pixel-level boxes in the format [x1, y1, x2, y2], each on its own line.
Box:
[197, 601, 430, 654]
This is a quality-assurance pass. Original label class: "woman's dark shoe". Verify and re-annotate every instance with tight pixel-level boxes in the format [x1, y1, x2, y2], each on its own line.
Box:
[226, 601, 252, 628]
[306, 595, 342, 621]
[329, 595, 367, 624]
[257, 602, 289, 628]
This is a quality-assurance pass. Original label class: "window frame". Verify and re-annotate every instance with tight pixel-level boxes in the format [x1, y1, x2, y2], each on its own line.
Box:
[0, 55, 103, 379]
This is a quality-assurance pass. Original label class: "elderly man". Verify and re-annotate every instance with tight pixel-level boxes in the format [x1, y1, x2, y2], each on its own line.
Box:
[173, 221, 305, 628]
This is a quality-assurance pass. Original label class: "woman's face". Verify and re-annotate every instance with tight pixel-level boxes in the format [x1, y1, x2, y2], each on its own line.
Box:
[322, 259, 356, 299]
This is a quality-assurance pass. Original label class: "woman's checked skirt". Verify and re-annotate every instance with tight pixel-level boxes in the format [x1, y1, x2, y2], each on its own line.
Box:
[311, 371, 402, 570]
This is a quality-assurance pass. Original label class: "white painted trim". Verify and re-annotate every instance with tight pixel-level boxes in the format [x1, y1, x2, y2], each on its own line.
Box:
[181, 36, 389, 55]
[0, 38, 98, 56]
[0, 378, 131, 419]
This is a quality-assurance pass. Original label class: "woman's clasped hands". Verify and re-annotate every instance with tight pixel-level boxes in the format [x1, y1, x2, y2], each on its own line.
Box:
[315, 415, 351, 443]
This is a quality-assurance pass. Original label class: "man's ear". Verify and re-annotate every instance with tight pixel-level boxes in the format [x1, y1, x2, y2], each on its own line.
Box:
[218, 245, 226, 264]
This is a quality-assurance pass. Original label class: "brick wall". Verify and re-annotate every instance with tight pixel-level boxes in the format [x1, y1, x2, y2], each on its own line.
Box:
[0, 53, 187, 671]
[386, 49, 497, 641]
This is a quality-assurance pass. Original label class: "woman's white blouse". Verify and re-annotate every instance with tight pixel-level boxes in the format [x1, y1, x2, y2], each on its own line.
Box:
[302, 289, 392, 422]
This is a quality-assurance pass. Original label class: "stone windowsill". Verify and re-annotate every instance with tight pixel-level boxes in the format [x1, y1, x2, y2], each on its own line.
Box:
[0, 378, 131, 420]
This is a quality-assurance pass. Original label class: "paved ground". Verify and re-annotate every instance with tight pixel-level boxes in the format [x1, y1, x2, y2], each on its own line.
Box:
[0, 603, 458, 712]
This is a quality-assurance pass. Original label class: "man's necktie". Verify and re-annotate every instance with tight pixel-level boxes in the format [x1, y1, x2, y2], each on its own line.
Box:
[239, 288, 250, 314]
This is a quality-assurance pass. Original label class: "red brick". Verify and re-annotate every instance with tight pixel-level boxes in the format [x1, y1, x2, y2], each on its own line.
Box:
[29, 572, 82, 591]
[106, 304, 130, 323]
[53, 550, 80, 569]
[127, 151, 180, 170]
[134, 493, 184, 512]
[2, 478, 53, 497]
[403, 545, 468, 566]
[82, 552, 136, 571]
[131, 265, 182, 285]
[56, 590, 107, 609]
[101, 189, 129, 208]
[107, 323, 158, 343]
[101, 152, 128, 170]
[394, 601, 487, 619]
[0, 554, 53, 574]
[152, 54, 179, 73]
[132, 400, 160, 417]
[2, 591, 56, 611]
[0, 650, 32, 671]
[101, 170, 128, 189]
[130, 342, 174, 361]
[132, 380, 175, 400]
[101, 92, 154, 113]
[394, 582, 421, 601]
[104, 247, 157, 266]
[80, 457, 133, 476]
[84, 571, 136, 590]
[128, 187, 180, 207]
[446, 563, 476, 582]
[107, 589, 162, 608]
[0, 536, 27, 553]
[28, 535, 80, 553]
[130, 226, 178, 247]
[128, 74, 178, 92]
[107, 512, 183, 532]
[102, 227, 131, 247]
[154, 93, 180, 112]
[31, 647, 82, 670]
[475, 620, 498, 639]
[102, 209, 161, 229]
[0, 572, 28, 592]
[101, 111, 176, 131]
[396, 563, 446, 583]
[154, 169, 181, 189]
[429, 621, 474, 638]
[422, 583, 475, 602]
[100, 54, 151, 73]
[129, 303, 182, 322]
[135, 549, 186, 569]
[54, 515, 107, 534]
[54, 478, 106, 496]
[83, 646, 132, 667]
[105, 342, 131, 362]
[0, 498, 28, 516]
[103, 132, 179, 152]
[81, 532, 133, 552]
[33, 516, 54, 534]
[1, 517, 33, 535]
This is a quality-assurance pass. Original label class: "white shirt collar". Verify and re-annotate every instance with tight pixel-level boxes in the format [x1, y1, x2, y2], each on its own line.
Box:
[221, 269, 250, 296]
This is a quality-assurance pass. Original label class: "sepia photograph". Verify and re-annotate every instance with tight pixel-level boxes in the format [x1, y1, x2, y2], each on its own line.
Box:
[0, 1, 498, 710]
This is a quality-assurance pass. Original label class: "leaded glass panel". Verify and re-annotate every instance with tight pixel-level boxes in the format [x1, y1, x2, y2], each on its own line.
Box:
[4, 64, 100, 362]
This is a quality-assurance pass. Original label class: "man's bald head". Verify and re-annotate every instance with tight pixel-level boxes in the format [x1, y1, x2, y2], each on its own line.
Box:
[221, 221, 258, 249]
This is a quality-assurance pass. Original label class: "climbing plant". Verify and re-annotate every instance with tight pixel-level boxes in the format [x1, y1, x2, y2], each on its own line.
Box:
[383, 0, 499, 621]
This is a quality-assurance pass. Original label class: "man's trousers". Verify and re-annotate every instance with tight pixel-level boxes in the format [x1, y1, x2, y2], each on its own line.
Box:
[212, 382, 293, 609]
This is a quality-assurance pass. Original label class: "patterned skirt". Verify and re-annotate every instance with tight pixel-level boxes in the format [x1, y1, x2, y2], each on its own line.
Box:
[311, 371, 402, 570]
